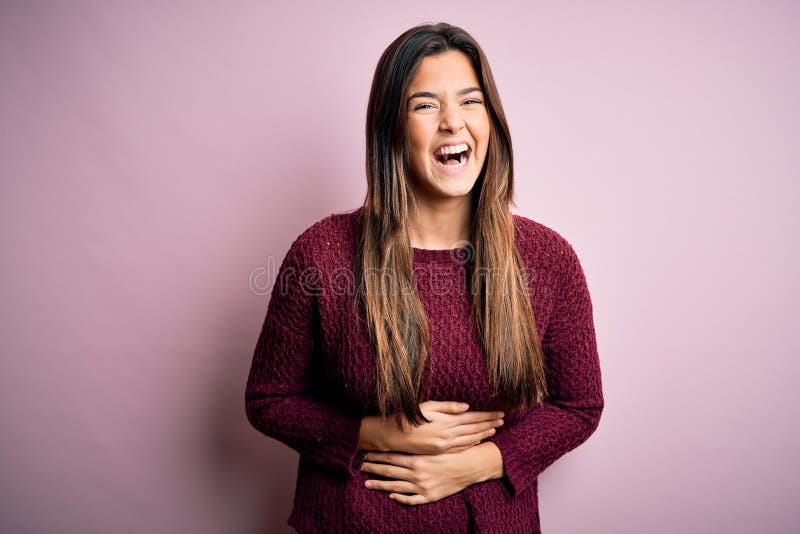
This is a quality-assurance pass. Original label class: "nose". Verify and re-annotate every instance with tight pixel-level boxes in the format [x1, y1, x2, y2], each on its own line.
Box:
[439, 105, 465, 133]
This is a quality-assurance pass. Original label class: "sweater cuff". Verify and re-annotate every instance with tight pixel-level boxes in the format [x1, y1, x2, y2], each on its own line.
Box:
[484, 427, 528, 500]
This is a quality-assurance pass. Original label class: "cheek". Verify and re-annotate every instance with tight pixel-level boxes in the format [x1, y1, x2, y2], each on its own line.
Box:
[410, 145, 429, 166]
[480, 116, 491, 142]
[406, 120, 428, 145]
[469, 116, 491, 151]
[408, 134, 432, 167]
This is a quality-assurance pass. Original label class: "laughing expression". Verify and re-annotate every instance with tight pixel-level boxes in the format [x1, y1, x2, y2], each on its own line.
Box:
[405, 50, 491, 202]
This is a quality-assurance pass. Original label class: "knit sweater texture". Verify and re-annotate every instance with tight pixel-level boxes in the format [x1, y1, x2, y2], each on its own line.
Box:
[245, 208, 604, 533]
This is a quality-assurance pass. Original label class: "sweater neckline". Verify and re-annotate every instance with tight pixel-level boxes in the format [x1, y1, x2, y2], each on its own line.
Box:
[412, 245, 473, 264]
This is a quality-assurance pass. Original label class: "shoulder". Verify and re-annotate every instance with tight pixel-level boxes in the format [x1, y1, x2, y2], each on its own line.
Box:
[284, 208, 361, 268]
[512, 212, 579, 265]
[511, 214, 593, 306]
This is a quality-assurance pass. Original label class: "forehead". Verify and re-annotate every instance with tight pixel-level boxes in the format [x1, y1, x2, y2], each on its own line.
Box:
[407, 50, 480, 92]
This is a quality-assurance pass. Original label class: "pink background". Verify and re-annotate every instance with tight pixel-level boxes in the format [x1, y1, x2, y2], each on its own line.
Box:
[1, 1, 798, 532]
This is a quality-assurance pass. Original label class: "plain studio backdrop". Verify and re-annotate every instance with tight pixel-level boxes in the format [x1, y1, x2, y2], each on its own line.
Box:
[1, 1, 798, 533]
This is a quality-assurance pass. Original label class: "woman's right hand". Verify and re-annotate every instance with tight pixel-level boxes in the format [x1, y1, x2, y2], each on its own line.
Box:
[359, 400, 504, 455]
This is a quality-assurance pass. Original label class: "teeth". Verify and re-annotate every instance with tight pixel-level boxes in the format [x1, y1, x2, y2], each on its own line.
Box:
[435, 151, 467, 166]
[435, 143, 469, 155]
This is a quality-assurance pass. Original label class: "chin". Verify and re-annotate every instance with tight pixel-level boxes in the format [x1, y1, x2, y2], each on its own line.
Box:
[411, 167, 479, 198]
[434, 179, 479, 198]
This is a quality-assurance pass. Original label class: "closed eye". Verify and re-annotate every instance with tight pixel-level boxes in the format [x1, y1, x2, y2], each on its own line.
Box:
[413, 99, 484, 111]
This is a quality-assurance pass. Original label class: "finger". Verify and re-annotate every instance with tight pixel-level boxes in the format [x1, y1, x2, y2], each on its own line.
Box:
[390, 492, 428, 506]
[450, 410, 505, 425]
[441, 426, 500, 451]
[363, 451, 413, 468]
[361, 461, 416, 481]
[424, 400, 470, 414]
[450, 418, 504, 438]
[440, 442, 475, 454]
[364, 477, 417, 495]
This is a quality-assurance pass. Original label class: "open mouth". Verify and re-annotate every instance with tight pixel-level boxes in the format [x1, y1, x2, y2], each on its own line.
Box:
[433, 147, 472, 167]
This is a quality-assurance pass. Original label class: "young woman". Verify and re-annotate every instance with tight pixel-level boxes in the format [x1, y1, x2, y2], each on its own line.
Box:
[245, 22, 604, 533]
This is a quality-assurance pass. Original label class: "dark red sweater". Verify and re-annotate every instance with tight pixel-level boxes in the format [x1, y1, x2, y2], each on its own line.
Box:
[245, 208, 604, 533]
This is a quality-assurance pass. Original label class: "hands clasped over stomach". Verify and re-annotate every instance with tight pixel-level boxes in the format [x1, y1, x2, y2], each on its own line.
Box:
[357, 400, 505, 505]
[363, 400, 504, 455]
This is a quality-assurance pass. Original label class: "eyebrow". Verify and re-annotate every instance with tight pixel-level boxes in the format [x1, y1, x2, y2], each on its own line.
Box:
[407, 86, 483, 104]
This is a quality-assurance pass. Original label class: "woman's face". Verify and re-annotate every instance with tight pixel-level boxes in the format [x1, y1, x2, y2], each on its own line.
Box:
[405, 50, 491, 202]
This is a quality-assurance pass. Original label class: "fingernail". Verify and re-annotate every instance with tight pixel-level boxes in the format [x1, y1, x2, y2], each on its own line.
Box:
[497, 419, 504, 426]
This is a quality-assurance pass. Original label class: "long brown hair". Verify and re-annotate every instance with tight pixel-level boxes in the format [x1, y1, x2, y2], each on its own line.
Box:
[354, 22, 548, 427]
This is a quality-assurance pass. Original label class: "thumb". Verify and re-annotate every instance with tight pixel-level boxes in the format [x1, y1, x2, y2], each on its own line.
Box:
[424, 400, 470, 414]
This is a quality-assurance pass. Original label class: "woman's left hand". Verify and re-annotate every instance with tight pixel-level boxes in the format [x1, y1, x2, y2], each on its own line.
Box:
[360, 447, 485, 505]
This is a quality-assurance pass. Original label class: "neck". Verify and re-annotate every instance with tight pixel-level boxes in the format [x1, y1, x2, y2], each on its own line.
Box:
[408, 194, 472, 249]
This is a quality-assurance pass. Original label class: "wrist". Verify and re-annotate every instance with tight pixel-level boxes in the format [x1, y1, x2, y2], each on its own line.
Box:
[359, 416, 392, 452]
[465, 441, 505, 484]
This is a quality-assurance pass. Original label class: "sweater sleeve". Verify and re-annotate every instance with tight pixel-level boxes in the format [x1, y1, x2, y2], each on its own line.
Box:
[244, 235, 364, 480]
[484, 239, 604, 500]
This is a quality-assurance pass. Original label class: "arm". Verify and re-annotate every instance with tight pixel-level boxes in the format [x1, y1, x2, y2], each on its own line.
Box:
[244, 236, 364, 479]
[462, 441, 505, 484]
[484, 240, 605, 499]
